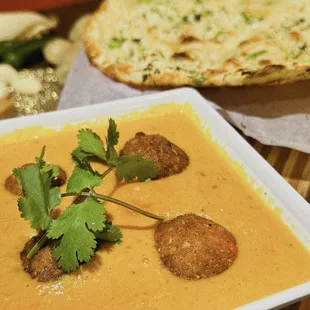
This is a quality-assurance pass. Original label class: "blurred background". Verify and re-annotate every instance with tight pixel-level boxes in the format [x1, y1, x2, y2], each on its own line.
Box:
[0, 0, 100, 118]
[1, 0, 90, 11]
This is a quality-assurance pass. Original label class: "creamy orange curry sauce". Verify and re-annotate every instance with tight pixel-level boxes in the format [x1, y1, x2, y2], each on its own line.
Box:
[0, 104, 309, 310]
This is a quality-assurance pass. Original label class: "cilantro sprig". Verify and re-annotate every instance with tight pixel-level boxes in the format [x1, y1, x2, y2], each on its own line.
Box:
[47, 197, 106, 272]
[14, 118, 163, 275]
[14, 162, 60, 230]
[71, 118, 158, 187]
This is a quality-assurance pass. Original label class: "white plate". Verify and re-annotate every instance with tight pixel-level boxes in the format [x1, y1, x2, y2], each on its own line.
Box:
[1, 88, 309, 310]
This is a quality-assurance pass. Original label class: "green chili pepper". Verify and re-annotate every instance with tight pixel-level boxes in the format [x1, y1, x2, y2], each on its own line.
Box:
[0, 41, 26, 57]
[1, 35, 57, 69]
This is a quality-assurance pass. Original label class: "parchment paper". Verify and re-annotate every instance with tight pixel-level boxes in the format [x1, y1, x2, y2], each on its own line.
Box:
[59, 50, 310, 154]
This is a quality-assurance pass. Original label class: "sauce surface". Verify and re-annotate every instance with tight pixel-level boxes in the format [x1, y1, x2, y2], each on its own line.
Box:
[0, 105, 309, 310]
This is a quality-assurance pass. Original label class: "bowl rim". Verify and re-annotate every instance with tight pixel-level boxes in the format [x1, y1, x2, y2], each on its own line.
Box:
[1, 87, 309, 310]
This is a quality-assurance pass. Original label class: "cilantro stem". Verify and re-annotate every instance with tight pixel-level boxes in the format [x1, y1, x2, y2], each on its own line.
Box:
[61, 192, 164, 221]
[26, 232, 48, 259]
[101, 166, 114, 178]
[90, 188, 97, 195]
[87, 193, 165, 221]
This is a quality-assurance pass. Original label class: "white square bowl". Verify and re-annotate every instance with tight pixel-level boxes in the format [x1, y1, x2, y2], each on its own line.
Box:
[0, 88, 309, 310]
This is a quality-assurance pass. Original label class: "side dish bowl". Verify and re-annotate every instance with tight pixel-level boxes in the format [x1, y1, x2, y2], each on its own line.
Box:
[0, 88, 309, 309]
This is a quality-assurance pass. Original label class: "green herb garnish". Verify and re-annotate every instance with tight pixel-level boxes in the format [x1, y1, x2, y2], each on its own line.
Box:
[151, 7, 164, 18]
[299, 42, 307, 51]
[109, 37, 126, 49]
[246, 50, 267, 60]
[192, 76, 206, 85]
[14, 119, 162, 273]
[282, 18, 305, 30]
[142, 74, 150, 82]
[240, 12, 253, 25]
[48, 197, 106, 272]
[182, 16, 190, 24]
[14, 164, 61, 230]
[116, 155, 158, 182]
[203, 10, 213, 16]
[214, 30, 224, 42]
[143, 63, 153, 72]
[194, 14, 201, 21]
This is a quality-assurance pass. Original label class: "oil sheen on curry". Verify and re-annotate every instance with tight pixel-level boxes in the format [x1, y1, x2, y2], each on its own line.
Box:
[0, 104, 309, 310]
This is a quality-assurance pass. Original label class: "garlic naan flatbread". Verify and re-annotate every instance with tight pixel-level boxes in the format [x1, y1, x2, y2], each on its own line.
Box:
[85, 0, 310, 87]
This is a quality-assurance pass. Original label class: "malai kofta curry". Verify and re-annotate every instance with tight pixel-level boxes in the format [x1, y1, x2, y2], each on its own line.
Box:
[0, 104, 309, 310]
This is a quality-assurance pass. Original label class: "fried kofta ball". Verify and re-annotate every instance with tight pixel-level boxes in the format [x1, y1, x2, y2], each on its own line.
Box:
[120, 133, 189, 179]
[51, 167, 67, 187]
[5, 163, 67, 196]
[20, 233, 63, 282]
[154, 214, 238, 280]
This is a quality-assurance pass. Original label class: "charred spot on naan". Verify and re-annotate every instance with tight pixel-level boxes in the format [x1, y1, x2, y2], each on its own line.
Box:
[246, 64, 286, 78]
[180, 35, 201, 44]
[238, 36, 263, 48]
[290, 31, 302, 41]
[171, 52, 192, 61]
[259, 60, 273, 66]
[105, 63, 132, 75]
[240, 65, 310, 85]
[223, 58, 242, 70]
[202, 69, 227, 84]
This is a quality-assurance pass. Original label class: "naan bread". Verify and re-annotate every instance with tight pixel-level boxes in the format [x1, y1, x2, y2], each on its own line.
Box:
[85, 0, 310, 87]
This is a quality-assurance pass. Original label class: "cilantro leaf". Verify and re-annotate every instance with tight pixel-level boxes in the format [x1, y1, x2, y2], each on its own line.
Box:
[94, 222, 123, 244]
[14, 164, 61, 230]
[41, 164, 59, 179]
[77, 129, 106, 161]
[106, 118, 119, 166]
[35, 146, 60, 178]
[49, 187, 62, 209]
[47, 197, 106, 272]
[35, 146, 46, 168]
[71, 147, 94, 172]
[115, 155, 158, 182]
[67, 167, 102, 194]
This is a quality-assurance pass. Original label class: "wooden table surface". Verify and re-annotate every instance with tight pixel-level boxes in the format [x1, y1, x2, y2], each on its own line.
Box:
[245, 138, 310, 310]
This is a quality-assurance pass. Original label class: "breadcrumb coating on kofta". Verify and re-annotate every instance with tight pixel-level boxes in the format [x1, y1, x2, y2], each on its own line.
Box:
[4, 163, 67, 196]
[154, 214, 238, 280]
[120, 132, 189, 179]
[20, 233, 63, 282]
